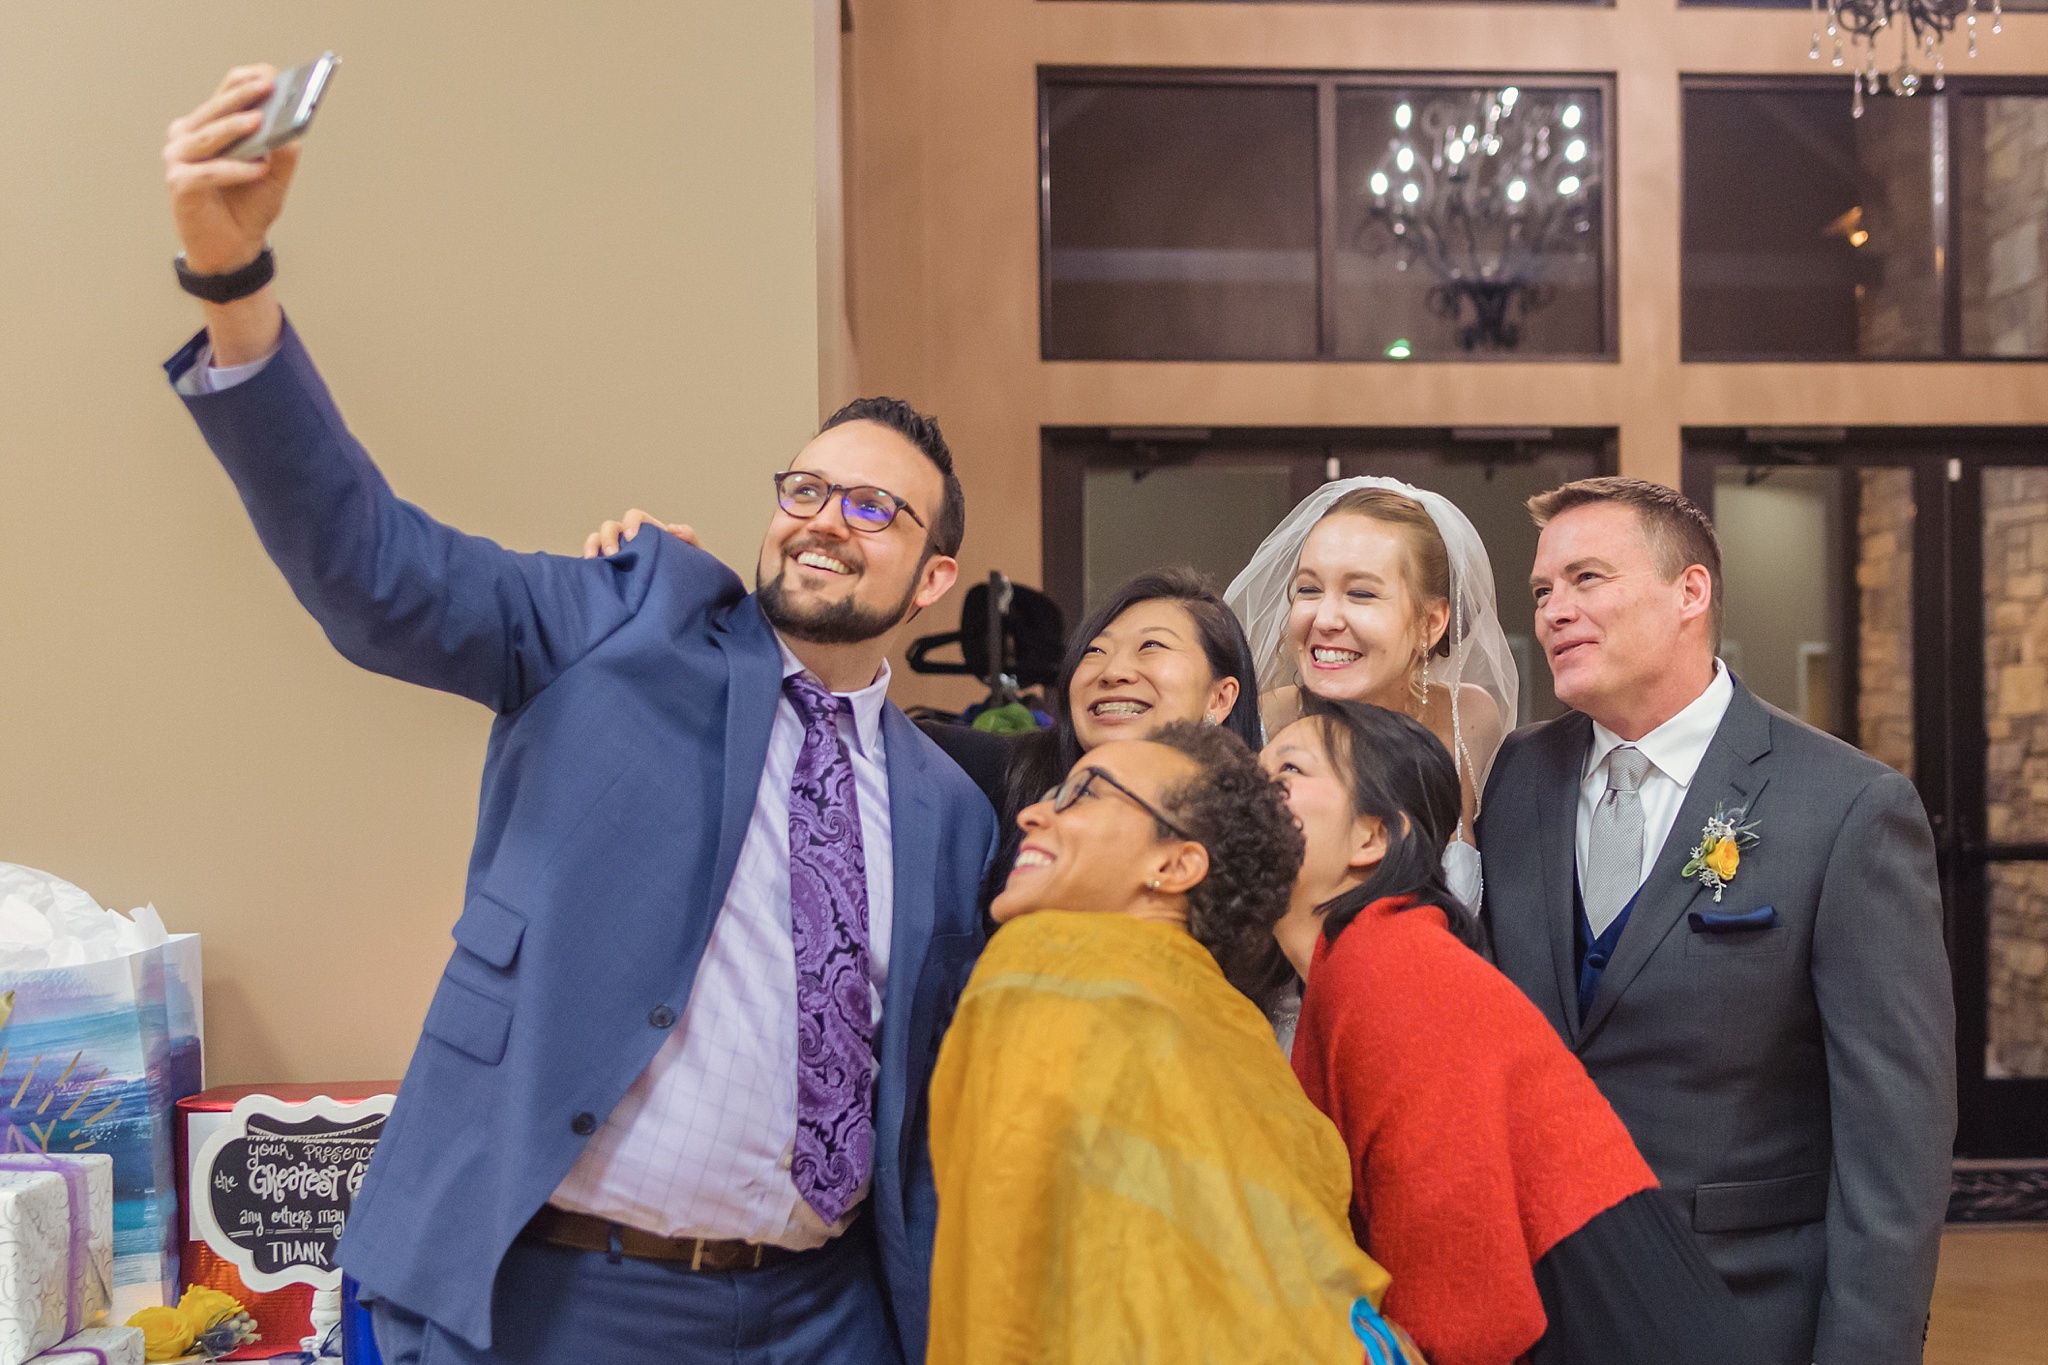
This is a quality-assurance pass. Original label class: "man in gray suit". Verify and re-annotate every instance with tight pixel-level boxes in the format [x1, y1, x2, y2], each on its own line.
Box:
[1478, 477, 1955, 1365]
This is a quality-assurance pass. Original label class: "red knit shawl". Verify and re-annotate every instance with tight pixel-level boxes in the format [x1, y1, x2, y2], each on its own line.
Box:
[1291, 896, 1657, 1365]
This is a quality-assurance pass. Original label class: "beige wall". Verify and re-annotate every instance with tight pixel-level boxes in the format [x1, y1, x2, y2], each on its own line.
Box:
[844, 0, 2048, 713]
[0, 4, 825, 1082]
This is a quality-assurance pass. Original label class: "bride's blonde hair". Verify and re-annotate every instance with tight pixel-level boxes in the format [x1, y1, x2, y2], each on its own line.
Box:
[1313, 489, 1453, 707]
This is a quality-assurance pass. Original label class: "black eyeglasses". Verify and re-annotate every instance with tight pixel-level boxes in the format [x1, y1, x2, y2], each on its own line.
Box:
[1041, 765, 1195, 842]
[773, 471, 927, 534]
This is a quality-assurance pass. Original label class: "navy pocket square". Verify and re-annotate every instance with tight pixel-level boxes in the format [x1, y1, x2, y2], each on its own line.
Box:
[1689, 906, 1779, 933]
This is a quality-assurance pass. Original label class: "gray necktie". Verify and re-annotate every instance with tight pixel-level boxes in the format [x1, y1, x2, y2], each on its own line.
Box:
[1584, 746, 1650, 936]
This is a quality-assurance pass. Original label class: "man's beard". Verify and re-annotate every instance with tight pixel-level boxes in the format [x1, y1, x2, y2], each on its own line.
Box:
[757, 546, 923, 645]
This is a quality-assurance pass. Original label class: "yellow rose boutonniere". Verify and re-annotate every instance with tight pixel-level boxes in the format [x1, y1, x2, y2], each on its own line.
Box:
[1681, 803, 1760, 901]
[127, 1305, 196, 1362]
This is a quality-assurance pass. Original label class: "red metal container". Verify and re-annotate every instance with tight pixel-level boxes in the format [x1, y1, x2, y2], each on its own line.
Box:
[176, 1083, 399, 1360]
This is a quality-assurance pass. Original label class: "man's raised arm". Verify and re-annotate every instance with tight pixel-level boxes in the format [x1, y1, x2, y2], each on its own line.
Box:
[161, 66, 681, 713]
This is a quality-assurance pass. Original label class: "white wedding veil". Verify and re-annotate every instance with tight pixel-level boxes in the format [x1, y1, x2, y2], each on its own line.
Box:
[1224, 477, 1521, 810]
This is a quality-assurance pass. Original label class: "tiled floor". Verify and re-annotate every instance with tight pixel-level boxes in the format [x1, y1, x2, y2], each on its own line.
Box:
[1927, 1226, 2048, 1364]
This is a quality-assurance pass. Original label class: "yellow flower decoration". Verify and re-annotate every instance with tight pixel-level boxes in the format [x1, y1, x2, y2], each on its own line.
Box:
[1681, 803, 1761, 901]
[127, 1305, 196, 1362]
[176, 1284, 246, 1333]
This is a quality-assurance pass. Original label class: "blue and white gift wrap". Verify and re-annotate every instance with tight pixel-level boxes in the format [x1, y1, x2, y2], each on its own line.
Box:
[0, 1153, 113, 1365]
[0, 939, 202, 1317]
[26, 1327, 141, 1365]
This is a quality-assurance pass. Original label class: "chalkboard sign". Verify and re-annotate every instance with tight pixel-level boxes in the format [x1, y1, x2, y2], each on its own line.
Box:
[190, 1094, 394, 1292]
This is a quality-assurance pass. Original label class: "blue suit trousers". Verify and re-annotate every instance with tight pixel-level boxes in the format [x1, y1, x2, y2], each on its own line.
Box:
[369, 1223, 900, 1365]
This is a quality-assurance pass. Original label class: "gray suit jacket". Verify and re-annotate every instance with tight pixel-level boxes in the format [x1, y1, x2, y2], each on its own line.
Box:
[1478, 679, 1955, 1365]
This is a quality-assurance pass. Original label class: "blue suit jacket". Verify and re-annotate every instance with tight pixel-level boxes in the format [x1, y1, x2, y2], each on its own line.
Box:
[167, 324, 996, 1357]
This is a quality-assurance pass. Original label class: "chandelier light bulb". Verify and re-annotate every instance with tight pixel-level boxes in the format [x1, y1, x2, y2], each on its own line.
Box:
[1359, 86, 1601, 351]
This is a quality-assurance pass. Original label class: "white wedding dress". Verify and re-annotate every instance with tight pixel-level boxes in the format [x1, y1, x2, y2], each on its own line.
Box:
[1226, 477, 1520, 913]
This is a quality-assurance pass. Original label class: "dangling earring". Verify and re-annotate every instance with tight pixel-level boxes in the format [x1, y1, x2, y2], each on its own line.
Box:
[1407, 643, 1429, 716]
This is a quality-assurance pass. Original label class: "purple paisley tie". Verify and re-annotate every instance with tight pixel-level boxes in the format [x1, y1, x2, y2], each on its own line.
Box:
[783, 673, 877, 1225]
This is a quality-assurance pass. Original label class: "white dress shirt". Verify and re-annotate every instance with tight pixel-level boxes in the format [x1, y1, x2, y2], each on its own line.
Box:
[1575, 660, 1734, 935]
[184, 346, 901, 1247]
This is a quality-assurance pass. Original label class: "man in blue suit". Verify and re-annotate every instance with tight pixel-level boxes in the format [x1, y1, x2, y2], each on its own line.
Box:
[160, 67, 997, 1365]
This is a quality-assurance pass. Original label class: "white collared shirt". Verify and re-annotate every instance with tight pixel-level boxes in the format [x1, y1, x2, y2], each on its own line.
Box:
[1575, 660, 1734, 935]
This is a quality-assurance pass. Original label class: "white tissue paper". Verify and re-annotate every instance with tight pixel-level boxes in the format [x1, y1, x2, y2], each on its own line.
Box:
[28, 1326, 141, 1365]
[0, 866, 168, 973]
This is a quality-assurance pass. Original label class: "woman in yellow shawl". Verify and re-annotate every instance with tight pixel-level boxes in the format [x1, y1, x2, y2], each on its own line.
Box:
[926, 722, 1421, 1364]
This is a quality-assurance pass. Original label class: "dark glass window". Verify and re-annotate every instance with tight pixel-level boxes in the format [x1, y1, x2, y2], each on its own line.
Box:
[1042, 71, 1614, 362]
[1334, 84, 1607, 358]
[1044, 82, 1320, 360]
[1683, 78, 2048, 360]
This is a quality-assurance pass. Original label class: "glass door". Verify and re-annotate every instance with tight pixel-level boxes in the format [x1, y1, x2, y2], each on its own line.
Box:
[1958, 462, 2048, 1152]
[1688, 431, 2048, 1156]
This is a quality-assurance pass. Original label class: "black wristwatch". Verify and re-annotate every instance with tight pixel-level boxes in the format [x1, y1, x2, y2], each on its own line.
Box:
[174, 246, 275, 304]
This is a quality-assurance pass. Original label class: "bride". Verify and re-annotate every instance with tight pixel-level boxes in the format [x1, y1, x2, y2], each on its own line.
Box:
[1226, 479, 1517, 909]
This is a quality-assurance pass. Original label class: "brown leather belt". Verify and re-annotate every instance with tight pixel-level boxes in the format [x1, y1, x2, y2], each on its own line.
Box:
[520, 1204, 817, 1272]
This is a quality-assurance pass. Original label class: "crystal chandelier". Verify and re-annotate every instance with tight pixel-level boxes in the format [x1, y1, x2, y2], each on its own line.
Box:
[1357, 87, 1599, 352]
[1812, 0, 2002, 116]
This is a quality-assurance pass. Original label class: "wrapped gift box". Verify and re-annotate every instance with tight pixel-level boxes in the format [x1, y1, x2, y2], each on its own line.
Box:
[28, 1327, 141, 1365]
[176, 1086, 396, 1361]
[0, 1155, 114, 1365]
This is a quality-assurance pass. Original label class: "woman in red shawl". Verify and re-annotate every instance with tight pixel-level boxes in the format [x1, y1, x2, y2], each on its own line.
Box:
[1264, 695, 1763, 1365]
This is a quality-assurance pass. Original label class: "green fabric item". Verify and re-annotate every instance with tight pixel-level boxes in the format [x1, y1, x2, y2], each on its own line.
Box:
[973, 702, 1039, 735]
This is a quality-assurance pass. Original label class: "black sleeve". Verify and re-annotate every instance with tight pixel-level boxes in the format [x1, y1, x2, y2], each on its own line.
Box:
[914, 721, 1017, 812]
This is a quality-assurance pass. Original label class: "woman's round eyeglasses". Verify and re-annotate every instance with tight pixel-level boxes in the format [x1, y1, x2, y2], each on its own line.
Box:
[1042, 766, 1195, 842]
[774, 471, 926, 534]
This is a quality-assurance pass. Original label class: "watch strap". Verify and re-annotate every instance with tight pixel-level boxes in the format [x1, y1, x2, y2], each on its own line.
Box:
[174, 247, 275, 304]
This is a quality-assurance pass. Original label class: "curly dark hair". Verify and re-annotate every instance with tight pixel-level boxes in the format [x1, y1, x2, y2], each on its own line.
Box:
[1145, 721, 1305, 1005]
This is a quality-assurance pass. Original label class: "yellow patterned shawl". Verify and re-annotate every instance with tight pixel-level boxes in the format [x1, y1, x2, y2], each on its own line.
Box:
[927, 910, 1411, 1364]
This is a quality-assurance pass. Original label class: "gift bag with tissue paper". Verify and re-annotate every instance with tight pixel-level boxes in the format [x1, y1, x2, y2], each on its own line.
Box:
[0, 866, 203, 1321]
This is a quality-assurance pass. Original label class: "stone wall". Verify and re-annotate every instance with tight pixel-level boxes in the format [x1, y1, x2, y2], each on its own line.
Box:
[1857, 468, 1916, 779]
[1983, 467, 2048, 1077]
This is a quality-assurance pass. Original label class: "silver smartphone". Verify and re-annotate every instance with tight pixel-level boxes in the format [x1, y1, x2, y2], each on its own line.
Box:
[228, 52, 339, 161]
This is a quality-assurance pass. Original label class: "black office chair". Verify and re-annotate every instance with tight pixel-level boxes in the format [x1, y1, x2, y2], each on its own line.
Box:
[908, 572, 1066, 713]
